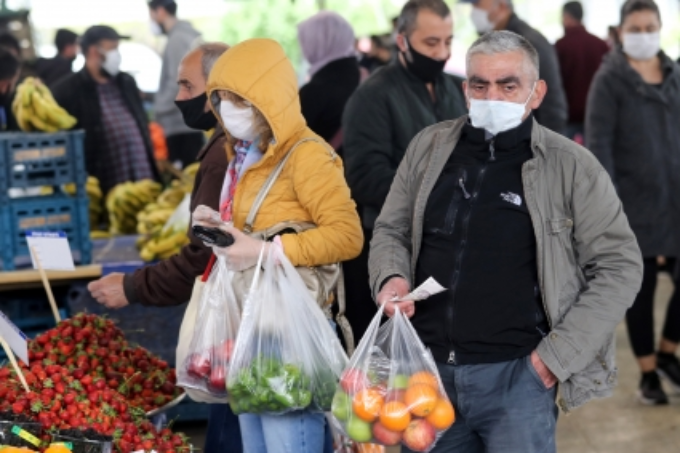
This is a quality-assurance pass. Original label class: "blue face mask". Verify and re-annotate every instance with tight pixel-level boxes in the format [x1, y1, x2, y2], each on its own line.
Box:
[467, 82, 536, 135]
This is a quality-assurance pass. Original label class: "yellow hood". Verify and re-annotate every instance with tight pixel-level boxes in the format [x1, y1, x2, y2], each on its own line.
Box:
[206, 38, 307, 155]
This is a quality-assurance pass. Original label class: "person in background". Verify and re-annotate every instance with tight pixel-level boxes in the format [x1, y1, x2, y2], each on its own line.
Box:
[607, 25, 621, 48]
[465, 0, 568, 134]
[554, 2, 609, 142]
[586, 0, 680, 406]
[297, 11, 361, 151]
[371, 30, 642, 452]
[359, 34, 393, 73]
[86, 42, 243, 453]
[148, 0, 203, 169]
[35, 29, 79, 87]
[52, 25, 160, 194]
[0, 33, 21, 59]
[342, 0, 467, 342]
[0, 48, 20, 131]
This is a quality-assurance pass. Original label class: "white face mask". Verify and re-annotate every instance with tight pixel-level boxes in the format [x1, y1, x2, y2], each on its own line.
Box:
[149, 20, 163, 36]
[468, 83, 536, 136]
[622, 32, 660, 61]
[471, 7, 495, 34]
[101, 49, 122, 77]
[220, 99, 258, 142]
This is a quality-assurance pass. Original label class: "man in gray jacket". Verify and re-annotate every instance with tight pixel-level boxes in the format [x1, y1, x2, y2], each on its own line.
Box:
[370, 31, 642, 452]
[464, 0, 567, 134]
[149, 0, 203, 168]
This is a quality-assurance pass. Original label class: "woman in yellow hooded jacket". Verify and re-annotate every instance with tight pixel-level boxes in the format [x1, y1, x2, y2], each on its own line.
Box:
[192, 39, 363, 452]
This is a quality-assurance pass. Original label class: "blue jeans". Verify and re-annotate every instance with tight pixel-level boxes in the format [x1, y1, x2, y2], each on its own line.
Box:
[404, 356, 558, 453]
[204, 404, 243, 453]
[239, 411, 333, 453]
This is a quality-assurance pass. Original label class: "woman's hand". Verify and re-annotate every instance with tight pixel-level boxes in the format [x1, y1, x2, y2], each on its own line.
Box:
[213, 225, 270, 271]
[192, 205, 223, 230]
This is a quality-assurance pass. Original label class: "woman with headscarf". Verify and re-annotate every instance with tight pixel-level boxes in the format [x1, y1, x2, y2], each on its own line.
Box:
[297, 11, 361, 152]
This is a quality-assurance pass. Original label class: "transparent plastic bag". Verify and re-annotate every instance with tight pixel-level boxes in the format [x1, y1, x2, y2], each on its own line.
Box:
[331, 306, 455, 452]
[177, 255, 241, 399]
[162, 193, 191, 233]
[227, 244, 348, 415]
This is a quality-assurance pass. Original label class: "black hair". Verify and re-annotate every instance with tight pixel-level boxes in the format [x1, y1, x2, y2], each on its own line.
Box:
[148, 0, 177, 16]
[0, 33, 20, 55]
[620, 0, 661, 26]
[397, 0, 450, 36]
[55, 29, 78, 53]
[0, 48, 20, 81]
[563, 1, 584, 22]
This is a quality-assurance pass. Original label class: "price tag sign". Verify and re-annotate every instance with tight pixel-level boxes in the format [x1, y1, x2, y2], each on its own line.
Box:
[26, 231, 75, 271]
[0, 311, 28, 365]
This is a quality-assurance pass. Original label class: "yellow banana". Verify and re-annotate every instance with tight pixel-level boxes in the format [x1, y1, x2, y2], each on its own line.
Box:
[28, 113, 59, 132]
[146, 236, 178, 255]
[157, 248, 180, 260]
[90, 231, 112, 240]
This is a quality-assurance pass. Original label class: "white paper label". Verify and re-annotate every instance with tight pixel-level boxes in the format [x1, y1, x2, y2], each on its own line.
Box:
[26, 231, 75, 271]
[392, 277, 446, 302]
[0, 311, 29, 365]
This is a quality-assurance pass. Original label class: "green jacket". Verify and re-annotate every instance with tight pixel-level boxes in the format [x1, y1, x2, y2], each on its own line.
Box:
[342, 61, 467, 229]
[369, 116, 643, 411]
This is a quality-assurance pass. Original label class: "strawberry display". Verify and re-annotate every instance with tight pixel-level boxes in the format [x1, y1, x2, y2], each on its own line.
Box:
[0, 314, 191, 453]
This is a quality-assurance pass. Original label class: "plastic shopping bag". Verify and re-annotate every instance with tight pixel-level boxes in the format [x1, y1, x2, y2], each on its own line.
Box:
[227, 244, 348, 415]
[177, 255, 240, 400]
[331, 306, 455, 452]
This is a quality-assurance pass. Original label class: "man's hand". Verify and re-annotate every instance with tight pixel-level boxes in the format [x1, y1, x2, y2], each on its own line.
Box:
[531, 350, 558, 389]
[88, 273, 130, 309]
[376, 277, 415, 318]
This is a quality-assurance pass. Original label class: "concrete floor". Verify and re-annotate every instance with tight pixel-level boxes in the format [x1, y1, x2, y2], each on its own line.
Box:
[177, 273, 680, 452]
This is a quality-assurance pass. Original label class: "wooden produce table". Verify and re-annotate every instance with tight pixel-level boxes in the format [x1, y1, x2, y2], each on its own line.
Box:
[0, 235, 146, 292]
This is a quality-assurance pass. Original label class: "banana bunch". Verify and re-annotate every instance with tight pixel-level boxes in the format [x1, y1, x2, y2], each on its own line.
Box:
[12, 77, 77, 132]
[138, 227, 190, 262]
[106, 179, 163, 235]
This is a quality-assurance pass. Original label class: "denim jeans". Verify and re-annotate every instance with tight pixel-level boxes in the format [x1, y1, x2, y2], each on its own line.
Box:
[239, 411, 334, 453]
[403, 356, 558, 453]
[204, 404, 243, 453]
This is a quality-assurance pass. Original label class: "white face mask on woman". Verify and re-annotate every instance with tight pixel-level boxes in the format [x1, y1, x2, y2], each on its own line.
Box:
[622, 32, 660, 61]
[220, 100, 259, 142]
[467, 83, 536, 136]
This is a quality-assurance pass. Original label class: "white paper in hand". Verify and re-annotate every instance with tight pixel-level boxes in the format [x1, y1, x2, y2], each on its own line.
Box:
[26, 231, 75, 271]
[0, 311, 29, 365]
[392, 277, 446, 302]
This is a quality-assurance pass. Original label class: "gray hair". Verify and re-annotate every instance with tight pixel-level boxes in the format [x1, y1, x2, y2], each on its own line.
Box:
[466, 31, 539, 79]
[198, 42, 230, 79]
[397, 0, 451, 37]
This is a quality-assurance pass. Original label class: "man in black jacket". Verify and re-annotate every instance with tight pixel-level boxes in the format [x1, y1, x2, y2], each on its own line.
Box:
[52, 26, 159, 193]
[342, 0, 467, 341]
[464, 0, 567, 134]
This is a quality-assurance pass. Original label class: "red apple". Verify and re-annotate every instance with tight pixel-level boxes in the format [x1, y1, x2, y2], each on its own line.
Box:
[207, 366, 226, 393]
[385, 388, 406, 403]
[372, 421, 402, 446]
[187, 353, 211, 379]
[340, 369, 369, 394]
[403, 419, 436, 452]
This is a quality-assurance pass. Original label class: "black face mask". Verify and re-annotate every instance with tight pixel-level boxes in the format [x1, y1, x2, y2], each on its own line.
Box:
[175, 93, 218, 131]
[402, 38, 448, 83]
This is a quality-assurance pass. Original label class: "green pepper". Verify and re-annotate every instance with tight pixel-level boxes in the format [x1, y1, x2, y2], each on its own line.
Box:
[297, 390, 312, 408]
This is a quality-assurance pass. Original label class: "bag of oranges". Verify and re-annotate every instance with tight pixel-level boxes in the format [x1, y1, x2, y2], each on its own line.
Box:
[331, 306, 455, 452]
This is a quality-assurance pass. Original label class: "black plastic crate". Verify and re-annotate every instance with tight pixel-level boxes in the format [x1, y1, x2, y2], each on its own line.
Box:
[0, 130, 86, 196]
[0, 194, 91, 270]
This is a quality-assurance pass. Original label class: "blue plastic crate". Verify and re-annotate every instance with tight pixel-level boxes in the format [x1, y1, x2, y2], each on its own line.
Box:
[0, 130, 86, 196]
[0, 194, 91, 270]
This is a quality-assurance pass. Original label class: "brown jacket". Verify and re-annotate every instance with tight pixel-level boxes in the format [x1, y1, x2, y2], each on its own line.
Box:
[123, 127, 228, 306]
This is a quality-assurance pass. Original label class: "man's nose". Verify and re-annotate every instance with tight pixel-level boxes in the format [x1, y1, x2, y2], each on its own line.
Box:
[486, 85, 506, 101]
[435, 43, 450, 62]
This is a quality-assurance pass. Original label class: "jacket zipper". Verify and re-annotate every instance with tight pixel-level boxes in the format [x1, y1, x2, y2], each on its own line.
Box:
[446, 139, 494, 364]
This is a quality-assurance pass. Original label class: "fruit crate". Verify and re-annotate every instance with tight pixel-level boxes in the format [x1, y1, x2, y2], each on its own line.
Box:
[0, 130, 86, 198]
[0, 194, 91, 270]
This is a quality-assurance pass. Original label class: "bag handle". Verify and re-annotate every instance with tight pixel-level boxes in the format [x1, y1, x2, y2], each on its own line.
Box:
[243, 137, 331, 233]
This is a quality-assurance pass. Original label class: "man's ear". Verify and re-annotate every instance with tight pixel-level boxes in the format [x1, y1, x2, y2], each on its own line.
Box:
[462, 80, 471, 109]
[529, 79, 547, 110]
[395, 33, 408, 53]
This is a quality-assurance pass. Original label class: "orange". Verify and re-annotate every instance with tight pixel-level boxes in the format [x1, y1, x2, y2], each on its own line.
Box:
[404, 383, 439, 417]
[352, 388, 384, 422]
[426, 399, 456, 430]
[379, 401, 411, 432]
[408, 371, 439, 390]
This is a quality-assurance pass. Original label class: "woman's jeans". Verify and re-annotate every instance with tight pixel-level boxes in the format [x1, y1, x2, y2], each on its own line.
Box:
[239, 411, 334, 453]
[205, 404, 243, 453]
